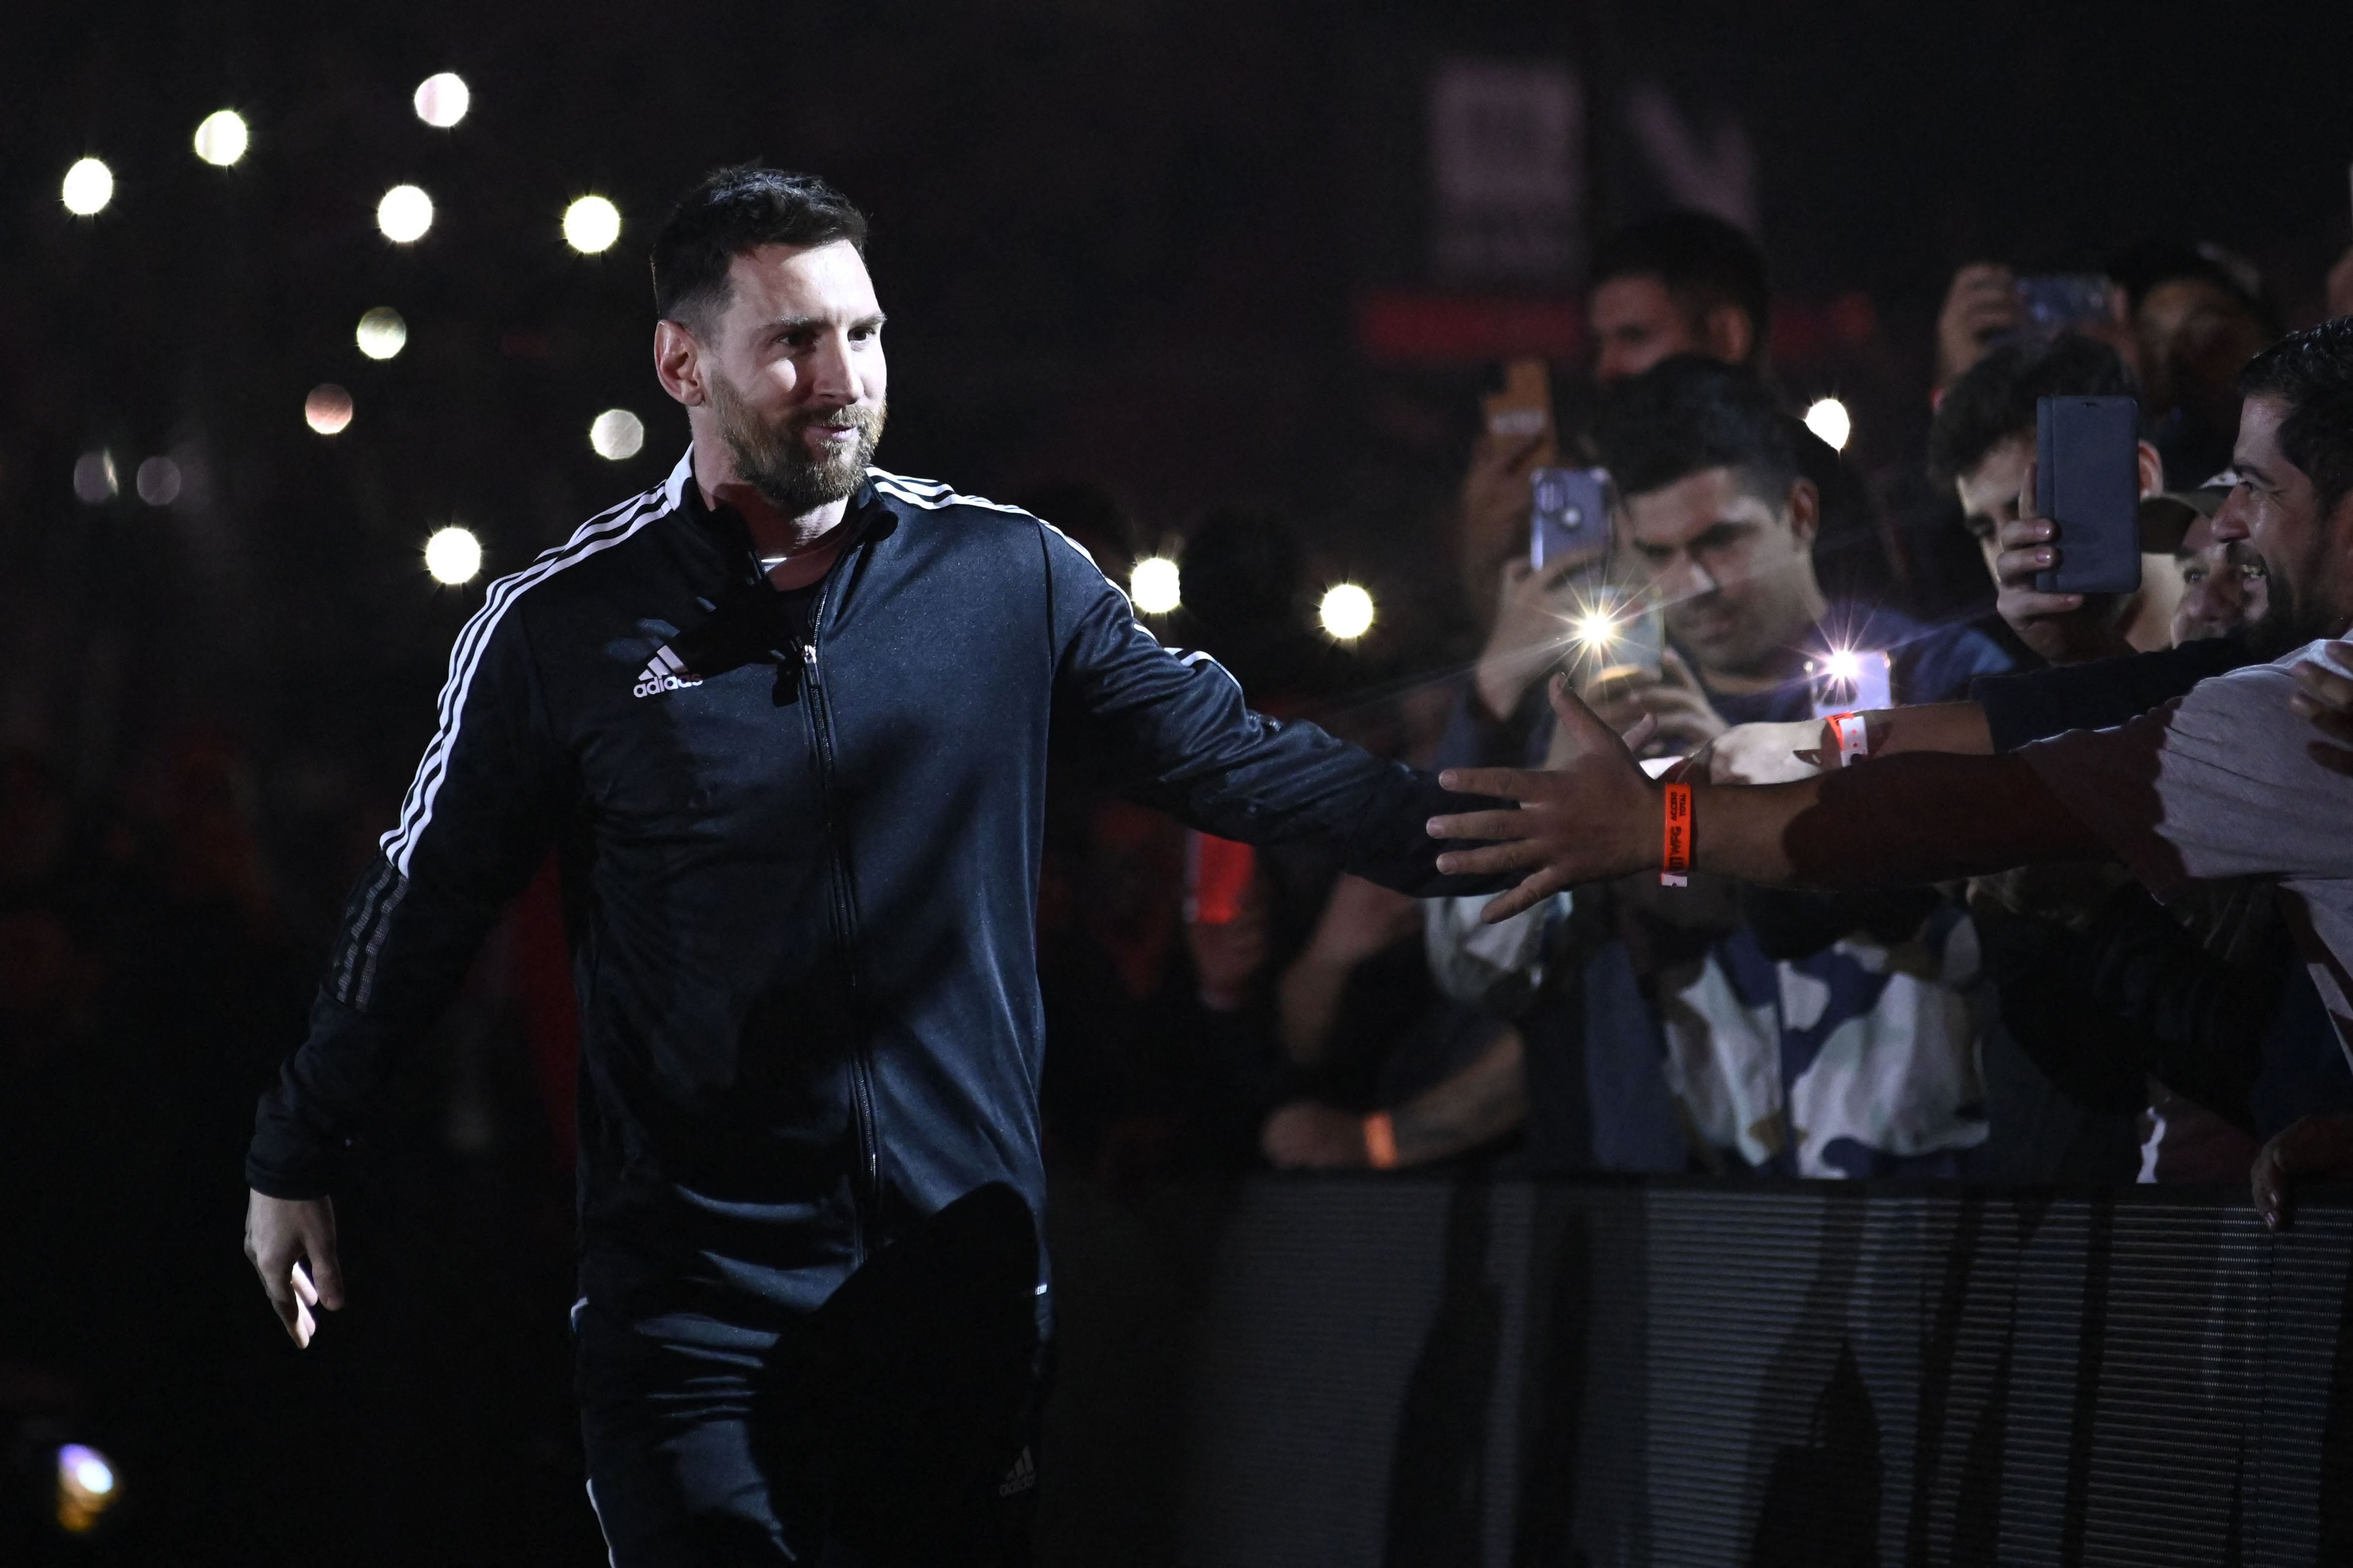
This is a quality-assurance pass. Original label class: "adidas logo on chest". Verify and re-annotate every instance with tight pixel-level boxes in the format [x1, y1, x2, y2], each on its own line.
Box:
[632, 643, 703, 699]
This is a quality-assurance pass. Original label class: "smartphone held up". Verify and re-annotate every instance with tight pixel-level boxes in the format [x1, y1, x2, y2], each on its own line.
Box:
[1481, 359, 1559, 465]
[2033, 394, 2142, 595]
[1530, 467, 1610, 569]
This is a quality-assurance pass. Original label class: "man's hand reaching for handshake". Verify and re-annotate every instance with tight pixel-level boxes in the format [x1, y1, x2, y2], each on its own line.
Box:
[1427, 675, 1660, 922]
[1425, 675, 2102, 921]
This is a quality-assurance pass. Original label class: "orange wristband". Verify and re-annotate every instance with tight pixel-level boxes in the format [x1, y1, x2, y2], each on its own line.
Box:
[1363, 1111, 1400, 1169]
[1660, 782, 1692, 888]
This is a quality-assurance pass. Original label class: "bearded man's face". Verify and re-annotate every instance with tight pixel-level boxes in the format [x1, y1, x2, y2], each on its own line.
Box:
[684, 238, 890, 515]
[2221, 395, 2353, 660]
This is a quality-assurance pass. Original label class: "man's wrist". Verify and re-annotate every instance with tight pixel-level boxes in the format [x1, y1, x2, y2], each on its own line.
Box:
[246, 1167, 333, 1202]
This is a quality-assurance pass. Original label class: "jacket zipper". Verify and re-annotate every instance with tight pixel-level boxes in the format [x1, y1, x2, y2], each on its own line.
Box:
[794, 552, 883, 1265]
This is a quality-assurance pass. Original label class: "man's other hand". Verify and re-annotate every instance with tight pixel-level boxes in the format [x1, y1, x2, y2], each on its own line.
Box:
[1459, 431, 1549, 618]
[2289, 642, 2353, 778]
[2251, 1113, 2353, 1231]
[1581, 647, 1728, 759]
[244, 1191, 344, 1347]
[1260, 1102, 1371, 1169]
[1430, 676, 1658, 921]
[1474, 557, 1589, 721]
[1993, 461, 2133, 666]
[1935, 263, 2019, 389]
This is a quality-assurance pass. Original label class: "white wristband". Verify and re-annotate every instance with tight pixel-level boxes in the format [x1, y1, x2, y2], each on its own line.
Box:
[1826, 712, 1869, 768]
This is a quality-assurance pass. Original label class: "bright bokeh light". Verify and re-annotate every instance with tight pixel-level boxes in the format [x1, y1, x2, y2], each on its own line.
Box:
[377, 184, 433, 243]
[136, 456, 182, 507]
[425, 525, 483, 585]
[305, 385, 354, 435]
[1804, 397, 1852, 452]
[563, 195, 622, 254]
[1129, 556, 1182, 615]
[1573, 611, 1619, 648]
[1318, 583, 1375, 641]
[56, 1443, 117, 1534]
[73, 451, 118, 504]
[414, 73, 471, 128]
[62, 157, 113, 215]
[193, 109, 248, 167]
[356, 307, 408, 360]
[589, 409, 645, 460]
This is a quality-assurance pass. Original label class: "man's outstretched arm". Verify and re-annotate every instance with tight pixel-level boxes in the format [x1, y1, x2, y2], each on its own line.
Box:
[1040, 524, 1507, 896]
[1423, 677, 2107, 921]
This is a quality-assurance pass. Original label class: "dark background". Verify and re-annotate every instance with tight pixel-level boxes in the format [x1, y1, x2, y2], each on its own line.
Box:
[1, 1, 2349, 1562]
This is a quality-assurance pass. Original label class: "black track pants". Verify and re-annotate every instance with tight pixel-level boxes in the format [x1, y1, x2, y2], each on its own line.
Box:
[576, 1185, 1046, 1567]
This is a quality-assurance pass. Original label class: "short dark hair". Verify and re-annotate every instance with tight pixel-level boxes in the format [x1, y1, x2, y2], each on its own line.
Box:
[651, 165, 868, 331]
[1927, 334, 2139, 489]
[1590, 211, 1770, 366]
[2238, 317, 2353, 519]
[1592, 354, 1802, 502]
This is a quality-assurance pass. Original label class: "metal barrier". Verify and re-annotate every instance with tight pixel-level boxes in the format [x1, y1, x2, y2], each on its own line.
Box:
[1040, 1175, 2353, 1568]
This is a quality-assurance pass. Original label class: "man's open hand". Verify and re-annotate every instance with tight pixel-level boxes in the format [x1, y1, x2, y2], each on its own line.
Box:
[2289, 641, 2353, 778]
[244, 1191, 345, 1347]
[1428, 675, 1658, 922]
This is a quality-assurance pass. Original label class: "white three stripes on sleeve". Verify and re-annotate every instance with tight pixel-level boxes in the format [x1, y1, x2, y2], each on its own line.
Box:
[377, 479, 680, 877]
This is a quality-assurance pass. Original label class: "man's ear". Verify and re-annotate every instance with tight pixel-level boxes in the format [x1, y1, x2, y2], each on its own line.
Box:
[1703, 304, 1757, 368]
[2134, 439, 2165, 500]
[1783, 476, 1822, 547]
[653, 319, 708, 408]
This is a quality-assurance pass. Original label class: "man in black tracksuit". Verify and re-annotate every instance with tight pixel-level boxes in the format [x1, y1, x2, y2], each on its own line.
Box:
[242, 168, 1497, 1564]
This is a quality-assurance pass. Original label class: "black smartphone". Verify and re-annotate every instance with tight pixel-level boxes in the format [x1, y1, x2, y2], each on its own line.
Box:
[1530, 467, 1610, 569]
[2034, 395, 2142, 595]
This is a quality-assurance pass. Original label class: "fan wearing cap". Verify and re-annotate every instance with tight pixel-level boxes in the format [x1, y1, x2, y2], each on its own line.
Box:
[2167, 475, 2271, 644]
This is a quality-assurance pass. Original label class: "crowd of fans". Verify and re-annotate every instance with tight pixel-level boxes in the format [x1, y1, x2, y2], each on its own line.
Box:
[1035, 211, 2353, 1206]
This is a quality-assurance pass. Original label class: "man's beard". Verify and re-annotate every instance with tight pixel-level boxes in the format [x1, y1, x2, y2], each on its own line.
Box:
[705, 371, 886, 515]
[2240, 532, 2336, 661]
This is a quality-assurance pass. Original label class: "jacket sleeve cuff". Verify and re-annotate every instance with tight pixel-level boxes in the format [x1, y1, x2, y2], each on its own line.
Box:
[243, 1158, 334, 1201]
[245, 1086, 348, 1199]
[1343, 767, 1517, 898]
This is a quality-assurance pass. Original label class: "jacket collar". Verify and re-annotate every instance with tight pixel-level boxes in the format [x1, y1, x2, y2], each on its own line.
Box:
[669, 444, 888, 581]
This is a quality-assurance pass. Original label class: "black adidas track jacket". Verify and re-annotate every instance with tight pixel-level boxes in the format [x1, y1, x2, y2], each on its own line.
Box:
[248, 451, 1497, 1317]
